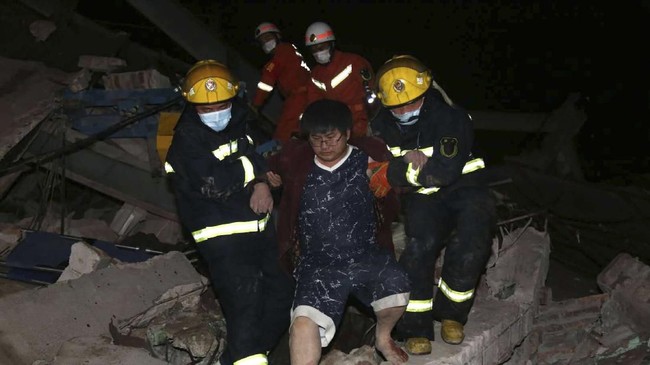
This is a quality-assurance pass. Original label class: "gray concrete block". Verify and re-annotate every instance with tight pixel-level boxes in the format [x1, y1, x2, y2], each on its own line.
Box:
[51, 336, 168, 365]
[0, 251, 204, 364]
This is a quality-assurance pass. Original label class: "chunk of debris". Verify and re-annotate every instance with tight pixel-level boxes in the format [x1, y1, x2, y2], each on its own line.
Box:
[67, 68, 92, 93]
[103, 69, 172, 90]
[28, 20, 56, 42]
[320, 345, 380, 365]
[110, 203, 148, 238]
[598, 253, 650, 338]
[77, 55, 127, 73]
[111, 281, 224, 365]
[49, 336, 168, 365]
[0, 223, 22, 256]
[56, 241, 117, 283]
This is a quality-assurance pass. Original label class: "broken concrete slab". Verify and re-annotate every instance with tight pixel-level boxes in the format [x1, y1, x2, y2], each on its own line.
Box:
[0, 56, 68, 162]
[597, 252, 650, 293]
[0, 251, 205, 364]
[50, 336, 169, 365]
[77, 55, 127, 73]
[598, 253, 650, 338]
[102, 69, 172, 90]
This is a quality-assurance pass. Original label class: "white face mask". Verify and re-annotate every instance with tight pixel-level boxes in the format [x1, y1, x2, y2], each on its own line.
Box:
[391, 108, 421, 125]
[262, 39, 276, 54]
[199, 106, 232, 132]
[313, 49, 331, 64]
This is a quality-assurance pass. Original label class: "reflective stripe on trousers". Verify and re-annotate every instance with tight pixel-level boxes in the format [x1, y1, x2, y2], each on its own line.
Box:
[234, 353, 268, 365]
[192, 214, 270, 243]
[405, 298, 433, 313]
[438, 278, 474, 302]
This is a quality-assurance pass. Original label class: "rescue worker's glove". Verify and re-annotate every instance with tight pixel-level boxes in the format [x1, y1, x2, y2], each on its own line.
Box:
[367, 161, 391, 198]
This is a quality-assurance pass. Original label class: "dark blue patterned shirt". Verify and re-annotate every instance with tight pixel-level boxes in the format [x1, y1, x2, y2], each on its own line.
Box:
[298, 146, 377, 262]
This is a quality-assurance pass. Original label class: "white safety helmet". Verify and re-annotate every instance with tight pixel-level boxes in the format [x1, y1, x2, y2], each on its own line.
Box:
[254, 22, 280, 39]
[305, 21, 336, 46]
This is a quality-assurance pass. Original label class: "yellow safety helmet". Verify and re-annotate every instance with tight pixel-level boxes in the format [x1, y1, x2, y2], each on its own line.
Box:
[181, 60, 239, 104]
[376, 55, 432, 108]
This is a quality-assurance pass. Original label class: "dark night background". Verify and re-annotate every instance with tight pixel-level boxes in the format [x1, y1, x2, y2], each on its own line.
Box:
[68, 1, 650, 182]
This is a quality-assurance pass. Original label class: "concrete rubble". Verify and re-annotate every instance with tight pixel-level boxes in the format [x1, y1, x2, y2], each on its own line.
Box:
[0, 1, 649, 364]
[0, 251, 213, 364]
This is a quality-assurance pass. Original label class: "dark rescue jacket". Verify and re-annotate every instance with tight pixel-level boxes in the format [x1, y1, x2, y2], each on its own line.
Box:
[165, 98, 269, 243]
[370, 89, 486, 197]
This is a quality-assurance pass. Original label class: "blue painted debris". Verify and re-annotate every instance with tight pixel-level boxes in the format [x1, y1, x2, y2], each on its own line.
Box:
[4, 230, 156, 284]
[62, 88, 181, 138]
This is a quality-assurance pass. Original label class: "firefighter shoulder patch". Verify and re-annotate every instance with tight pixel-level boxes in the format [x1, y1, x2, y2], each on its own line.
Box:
[440, 137, 459, 158]
[265, 62, 275, 72]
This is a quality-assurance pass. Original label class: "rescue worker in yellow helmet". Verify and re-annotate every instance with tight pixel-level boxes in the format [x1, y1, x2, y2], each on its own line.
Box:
[369, 55, 496, 355]
[165, 60, 294, 365]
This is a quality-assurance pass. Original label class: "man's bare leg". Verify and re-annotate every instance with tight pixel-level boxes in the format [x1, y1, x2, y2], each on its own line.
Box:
[375, 306, 409, 364]
[289, 316, 322, 365]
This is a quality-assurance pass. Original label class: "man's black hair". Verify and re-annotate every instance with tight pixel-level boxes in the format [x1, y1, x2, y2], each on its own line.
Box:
[300, 99, 352, 136]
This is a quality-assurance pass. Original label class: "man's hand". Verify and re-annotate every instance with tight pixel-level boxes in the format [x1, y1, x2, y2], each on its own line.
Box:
[250, 182, 273, 214]
[403, 150, 428, 170]
[266, 171, 283, 188]
[367, 161, 391, 198]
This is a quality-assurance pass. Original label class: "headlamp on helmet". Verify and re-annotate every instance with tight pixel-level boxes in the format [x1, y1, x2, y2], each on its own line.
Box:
[376, 55, 432, 108]
[181, 60, 239, 105]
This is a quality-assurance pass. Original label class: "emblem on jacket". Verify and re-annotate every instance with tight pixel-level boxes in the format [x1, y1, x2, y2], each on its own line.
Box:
[205, 79, 216, 91]
[440, 137, 458, 158]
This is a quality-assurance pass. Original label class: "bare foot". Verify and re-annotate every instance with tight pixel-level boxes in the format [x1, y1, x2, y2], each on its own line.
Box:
[376, 339, 409, 365]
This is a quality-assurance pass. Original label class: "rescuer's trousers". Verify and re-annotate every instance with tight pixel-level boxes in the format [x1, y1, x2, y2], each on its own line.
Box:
[394, 186, 496, 340]
[197, 224, 294, 364]
[272, 90, 308, 143]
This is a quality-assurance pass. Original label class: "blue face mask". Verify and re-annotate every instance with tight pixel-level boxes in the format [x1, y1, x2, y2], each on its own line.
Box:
[391, 108, 420, 125]
[199, 106, 232, 132]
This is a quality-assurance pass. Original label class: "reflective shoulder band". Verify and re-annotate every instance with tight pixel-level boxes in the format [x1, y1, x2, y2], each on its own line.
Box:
[213, 140, 239, 160]
[389, 146, 401, 157]
[239, 156, 255, 187]
[311, 78, 326, 91]
[406, 299, 433, 313]
[419, 146, 434, 157]
[192, 214, 270, 243]
[330, 64, 352, 88]
[257, 81, 273, 92]
[389, 146, 434, 158]
[438, 278, 474, 303]
[234, 353, 268, 365]
[416, 187, 440, 195]
[164, 162, 175, 173]
[406, 163, 421, 186]
[462, 158, 485, 174]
